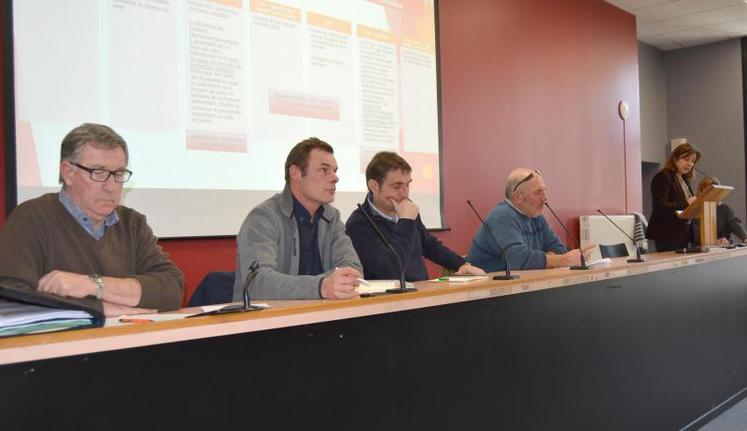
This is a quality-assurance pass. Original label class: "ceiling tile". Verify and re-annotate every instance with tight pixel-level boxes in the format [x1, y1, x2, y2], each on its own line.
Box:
[638, 33, 679, 46]
[664, 26, 730, 46]
[669, 0, 744, 14]
[658, 39, 687, 50]
[635, 3, 687, 24]
[678, 36, 732, 47]
[637, 24, 657, 37]
[647, 15, 702, 33]
[604, 0, 670, 15]
[713, 20, 747, 36]
[609, 0, 747, 49]
[690, 4, 747, 26]
[627, 0, 670, 10]
[604, 0, 632, 9]
[639, 36, 684, 50]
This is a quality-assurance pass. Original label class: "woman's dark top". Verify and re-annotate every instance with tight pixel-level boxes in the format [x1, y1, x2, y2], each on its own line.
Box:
[646, 169, 693, 245]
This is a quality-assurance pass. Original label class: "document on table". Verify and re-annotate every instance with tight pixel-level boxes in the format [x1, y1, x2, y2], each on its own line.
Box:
[356, 280, 415, 294]
[428, 275, 489, 283]
[108, 303, 271, 326]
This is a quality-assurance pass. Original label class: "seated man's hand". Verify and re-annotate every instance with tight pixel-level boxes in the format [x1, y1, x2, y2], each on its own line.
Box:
[38, 270, 94, 298]
[546, 245, 594, 268]
[391, 198, 419, 220]
[563, 244, 594, 265]
[321, 267, 362, 300]
[581, 243, 596, 260]
[717, 237, 730, 247]
[102, 302, 157, 318]
[562, 249, 585, 266]
[454, 263, 486, 275]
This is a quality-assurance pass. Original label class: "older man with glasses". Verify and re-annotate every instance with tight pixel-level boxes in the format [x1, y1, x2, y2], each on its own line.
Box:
[467, 168, 593, 271]
[0, 123, 184, 316]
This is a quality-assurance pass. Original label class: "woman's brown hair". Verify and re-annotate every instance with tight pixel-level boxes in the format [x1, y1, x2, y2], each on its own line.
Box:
[662, 142, 701, 180]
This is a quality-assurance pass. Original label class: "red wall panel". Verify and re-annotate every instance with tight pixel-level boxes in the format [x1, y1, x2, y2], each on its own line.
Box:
[160, 237, 236, 305]
[0, 0, 640, 303]
[432, 0, 641, 259]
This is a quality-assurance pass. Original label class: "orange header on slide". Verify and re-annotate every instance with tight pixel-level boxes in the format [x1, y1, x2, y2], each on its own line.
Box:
[357, 24, 396, 44]
[251, 0, 301, 22]
[402, 37, 433, 54]
[366, 0, 424, 15]
[208, 0, 241, 8]
[307, 11, 351, 35]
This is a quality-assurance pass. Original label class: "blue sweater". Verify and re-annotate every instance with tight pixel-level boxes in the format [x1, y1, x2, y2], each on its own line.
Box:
[467, 201, 567, 272]
[345, 198, 466, 281]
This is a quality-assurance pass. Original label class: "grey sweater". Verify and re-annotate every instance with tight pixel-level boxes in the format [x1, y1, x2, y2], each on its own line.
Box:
[233, 185, 362, 300]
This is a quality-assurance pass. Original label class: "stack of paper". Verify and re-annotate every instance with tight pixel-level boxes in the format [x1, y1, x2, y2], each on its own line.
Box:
[0, 301, 94, 337]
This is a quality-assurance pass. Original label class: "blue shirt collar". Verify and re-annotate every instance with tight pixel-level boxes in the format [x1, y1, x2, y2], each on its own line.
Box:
[291, 195, 323, 224]
[59, 187, 119, 240]
[367, 193, 398, 223]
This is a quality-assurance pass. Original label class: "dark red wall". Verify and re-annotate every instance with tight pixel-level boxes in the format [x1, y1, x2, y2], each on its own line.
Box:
[0, 0, 640, 303]
[434, 0, 641, 257]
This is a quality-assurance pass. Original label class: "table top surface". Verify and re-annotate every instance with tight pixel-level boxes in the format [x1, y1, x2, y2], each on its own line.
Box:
[2, 247, 744, 365]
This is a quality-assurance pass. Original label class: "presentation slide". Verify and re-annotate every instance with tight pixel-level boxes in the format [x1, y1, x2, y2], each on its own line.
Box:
[11, 0, 441, 237]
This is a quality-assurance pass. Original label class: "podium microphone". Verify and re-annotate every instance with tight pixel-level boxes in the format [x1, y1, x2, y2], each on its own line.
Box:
[543, 202, 589, 270]
[466, 200, 518, 280]
[694, 167, 720, 185]
[596, 209, 645, 263]
[356, 203, 416, 294]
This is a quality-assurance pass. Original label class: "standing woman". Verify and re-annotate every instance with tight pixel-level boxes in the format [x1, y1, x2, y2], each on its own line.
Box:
[646, 143, 701, 251]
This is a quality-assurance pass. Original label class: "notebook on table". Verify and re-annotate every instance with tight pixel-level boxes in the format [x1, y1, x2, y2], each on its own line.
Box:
[0, 285, 104, 337]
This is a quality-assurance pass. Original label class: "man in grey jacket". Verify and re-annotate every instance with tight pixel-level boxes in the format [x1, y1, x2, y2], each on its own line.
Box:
[233, 137, 363, 300]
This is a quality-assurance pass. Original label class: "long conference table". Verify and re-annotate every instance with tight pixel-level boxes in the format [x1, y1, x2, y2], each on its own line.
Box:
[2, 249, 747, 430]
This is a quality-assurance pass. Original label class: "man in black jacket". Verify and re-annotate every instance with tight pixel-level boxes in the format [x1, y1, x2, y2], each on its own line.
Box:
[346, 152, 484, 281]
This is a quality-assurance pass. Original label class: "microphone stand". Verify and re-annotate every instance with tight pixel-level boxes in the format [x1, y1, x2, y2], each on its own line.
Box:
[693, 166, 719, 185]
[188, 260, 263, 317]
[596, 209, 645, 263]
[544, 202, 589, 270]
[356, 203, 416, 294]
[466, 200, 518, 280]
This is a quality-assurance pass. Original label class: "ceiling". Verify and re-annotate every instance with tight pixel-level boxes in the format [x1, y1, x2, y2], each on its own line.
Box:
[605, 0, 747, 50]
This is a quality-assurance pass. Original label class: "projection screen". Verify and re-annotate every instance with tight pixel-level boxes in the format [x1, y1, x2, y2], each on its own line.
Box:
[8, 0, 443, 237]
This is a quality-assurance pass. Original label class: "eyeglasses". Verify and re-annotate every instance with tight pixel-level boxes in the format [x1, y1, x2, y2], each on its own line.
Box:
[513, 169, 542, 192]
[70, 162, 133, 183]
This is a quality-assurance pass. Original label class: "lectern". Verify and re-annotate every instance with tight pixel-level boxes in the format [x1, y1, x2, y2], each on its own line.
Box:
[677, 184, 734, 248]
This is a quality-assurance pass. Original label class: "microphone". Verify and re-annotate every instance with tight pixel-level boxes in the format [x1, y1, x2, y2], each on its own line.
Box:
[465, 200, 518, 280]
[356, 203, 416, 294]
[543, 202, 589, 270]
[188, 260, 263, 317]
[241, 260, 260, 309]
[595, 209, 645, 263]
[694, 166, 719, 185]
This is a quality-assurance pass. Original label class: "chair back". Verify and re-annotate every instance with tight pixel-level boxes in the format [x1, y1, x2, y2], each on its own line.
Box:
[599, 243, 629, 259]
[188, 271, 235, 307]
